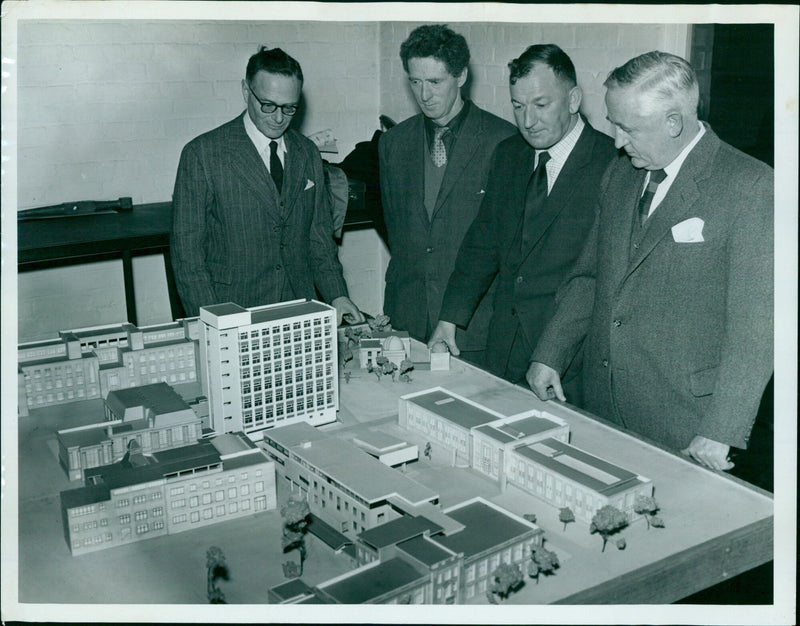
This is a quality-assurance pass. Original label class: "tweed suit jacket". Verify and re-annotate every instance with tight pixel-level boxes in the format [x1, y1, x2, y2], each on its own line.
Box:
[439, 122, 616, 376]
[379, 104, 516, 349]
[171, 113, 348, 317]
[533, 125, 774, 451]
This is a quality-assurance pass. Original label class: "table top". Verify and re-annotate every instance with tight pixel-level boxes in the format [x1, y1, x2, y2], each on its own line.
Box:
[17, 201, 374, 265]
[12, 342, 773, 613]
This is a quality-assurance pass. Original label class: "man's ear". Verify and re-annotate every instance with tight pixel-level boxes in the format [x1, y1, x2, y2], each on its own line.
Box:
[666, 111, 684, 138]
[568, 85, 583, 115]
[457, 67, 468, 89]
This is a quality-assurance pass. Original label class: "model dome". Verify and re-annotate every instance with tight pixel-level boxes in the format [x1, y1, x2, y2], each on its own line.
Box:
[384, 336, 404, 351]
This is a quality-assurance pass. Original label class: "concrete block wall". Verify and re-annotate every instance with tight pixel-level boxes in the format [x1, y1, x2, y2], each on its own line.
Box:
[15, 20, 688, 342]
[379, 21, 689, 134]
[16, 20, 382, 341]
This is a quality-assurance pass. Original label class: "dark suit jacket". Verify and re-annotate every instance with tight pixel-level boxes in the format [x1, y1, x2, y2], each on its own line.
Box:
[533, 125, 774, 451]
[171, 113, 348, 316]
[379, 105, 516, 349]
[440, 122, 616, 377]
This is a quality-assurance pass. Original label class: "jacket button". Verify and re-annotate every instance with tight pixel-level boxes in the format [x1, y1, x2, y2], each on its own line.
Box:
[280, 243, 285, 250]
[613, 319, 622, 327]
[426, 247, 433, 253]
[510, 307, 516, 316]
[602, 359, 609, 367]
[633, 243, 640, 249]
[275, 265, 282, 271]
[516, 276, 524, 284]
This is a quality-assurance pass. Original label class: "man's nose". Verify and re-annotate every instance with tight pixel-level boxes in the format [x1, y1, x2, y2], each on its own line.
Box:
[524, 107, 537, 128]
[614, 128, 628, 149]
[420, 83, 431, 101]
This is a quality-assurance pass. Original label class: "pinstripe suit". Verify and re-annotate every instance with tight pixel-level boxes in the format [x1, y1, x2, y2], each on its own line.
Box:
[171, 113, 348, 317]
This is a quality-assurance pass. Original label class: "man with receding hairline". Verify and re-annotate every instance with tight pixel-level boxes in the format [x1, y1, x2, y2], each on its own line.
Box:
[528, 51, 773, 472]
[172, 46, 363, 325]
[430, 44, 616, 392]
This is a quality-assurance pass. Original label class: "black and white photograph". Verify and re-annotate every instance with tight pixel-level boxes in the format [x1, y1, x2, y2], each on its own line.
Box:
[1, 1, 796, 623]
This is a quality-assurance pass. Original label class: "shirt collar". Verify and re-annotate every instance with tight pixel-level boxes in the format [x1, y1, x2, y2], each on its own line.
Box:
[662, 121, 705, 179]
[536, 115, 584, 166]
[243, 111, 287, 156]
[424, 99, 471, 139]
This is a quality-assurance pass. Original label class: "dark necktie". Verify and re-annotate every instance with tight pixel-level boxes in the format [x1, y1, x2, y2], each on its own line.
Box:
[638, 169, 667, 227]
[522, 151, 551, 242]
[431, 126, 448, 167]
[269, 140, 283, 194]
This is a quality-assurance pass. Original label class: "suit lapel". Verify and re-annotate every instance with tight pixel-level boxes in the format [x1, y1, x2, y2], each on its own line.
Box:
[281, 130, 310, 220]
[624, 127, 718, 279]
[224, 113, 281, 214]
[394, 116, 428, 226]
[503, 144, 537, 270]
[515, 124, 594, 267]
[431, 106, 484, 219]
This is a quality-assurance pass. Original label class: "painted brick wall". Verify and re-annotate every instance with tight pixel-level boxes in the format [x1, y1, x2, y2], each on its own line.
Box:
[380, 21, 689, 134]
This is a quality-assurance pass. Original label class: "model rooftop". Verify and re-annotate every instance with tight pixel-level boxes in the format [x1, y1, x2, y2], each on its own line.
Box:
[264, 423, 438, 505]
[317, 557, 426, 604]
[105, 382, 191, 417]
[515, 437, 647, 496]
[475, 414, 563, 444]
[431, 499, 537, 559]
[200, 299, 332, 328]
[358, 515, 443, 550]
[397, 534, 455, 567]
[405, 388, 505, 430]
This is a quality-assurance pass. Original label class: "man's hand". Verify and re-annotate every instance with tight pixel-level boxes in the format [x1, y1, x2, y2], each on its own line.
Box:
[681, 436, 734, 471]
[331, 296, 365, 326]
[428, 321, 460, 356]
[526, 362, 565, 402]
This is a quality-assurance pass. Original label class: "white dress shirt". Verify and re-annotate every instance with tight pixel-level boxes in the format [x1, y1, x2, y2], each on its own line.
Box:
[535, 115, 585, 194]
[243, 111, 286, 173]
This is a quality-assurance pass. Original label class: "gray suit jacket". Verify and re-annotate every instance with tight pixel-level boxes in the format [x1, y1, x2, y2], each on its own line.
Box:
[379, 104, 516, 349]
[533, 125, 774, 450]
[171, 113, 348, 316]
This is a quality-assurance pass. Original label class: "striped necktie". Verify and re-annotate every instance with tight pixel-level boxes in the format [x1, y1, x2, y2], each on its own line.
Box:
[638, 169, 667, 227]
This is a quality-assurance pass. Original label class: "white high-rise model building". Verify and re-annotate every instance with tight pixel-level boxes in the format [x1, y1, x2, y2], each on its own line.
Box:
[199, 300, 338, 439]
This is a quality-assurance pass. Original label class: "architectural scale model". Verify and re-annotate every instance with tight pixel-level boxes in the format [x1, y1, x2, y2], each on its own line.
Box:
[399, 388, 654, 524]
[268, 496, 543, 604]
[262, 421, 439, 537]
[19, 299, 340, 440]
[198, 299, 339, 438]
[56, 382, 204, 481]
[60, 431, 276, 556]
[18, 318, 201, 415]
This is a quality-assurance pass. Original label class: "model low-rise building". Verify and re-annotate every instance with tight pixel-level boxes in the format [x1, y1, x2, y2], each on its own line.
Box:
[262, 422, 439, 537]
[56, 382, 204, 481]
[60, 432, 275, 556]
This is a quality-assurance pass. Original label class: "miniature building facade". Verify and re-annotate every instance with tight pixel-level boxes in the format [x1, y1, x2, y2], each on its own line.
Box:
[399, 387, 653, 525]
[19, 319, 200, 414]
[60, 432, 275, 556]
[199, 300, 338, 438]
[262, 422, 439, 536]
[271, 498, 543, 604]
[57, 382, 204, 481]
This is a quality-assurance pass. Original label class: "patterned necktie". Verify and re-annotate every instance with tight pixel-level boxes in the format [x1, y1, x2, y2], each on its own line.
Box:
[522, 151, 551, 243]
[269, 140, 283, 194]
[431, 126, 448, 168]
[638, 169, 667, 227]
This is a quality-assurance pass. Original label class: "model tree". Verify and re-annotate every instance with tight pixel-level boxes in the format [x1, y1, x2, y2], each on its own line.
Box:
[488, 562, 524, 602]
[633, 494, 662, 530]
[367, 314, 391, 333]
[590, 505, 628, 552]
[280, 497, 311, 576]
[527, 559, 540, 584]
[559, 506, 575, 531]
[205, 546, 229, 604]
[399, 359, 414, 383]
[532, 545, 560, 580]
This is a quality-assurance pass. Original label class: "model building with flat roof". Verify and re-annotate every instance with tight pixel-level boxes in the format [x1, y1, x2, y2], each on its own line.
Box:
[56, 382, 204, 481]
[198, 299, 338, 438]
[60, 431, 275, 556]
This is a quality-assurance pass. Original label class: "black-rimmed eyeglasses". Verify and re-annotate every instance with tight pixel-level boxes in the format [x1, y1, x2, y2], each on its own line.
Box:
[246, 81, 299, 116]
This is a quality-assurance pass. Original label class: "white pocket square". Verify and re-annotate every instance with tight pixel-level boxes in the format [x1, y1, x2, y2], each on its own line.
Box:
[671, 217, 705, 242]
[478, 189, 486, 195]
[304, 179, 315, 190]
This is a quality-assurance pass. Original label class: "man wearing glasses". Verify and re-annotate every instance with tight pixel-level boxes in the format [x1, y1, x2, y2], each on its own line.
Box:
[172, 46, 363, 324]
